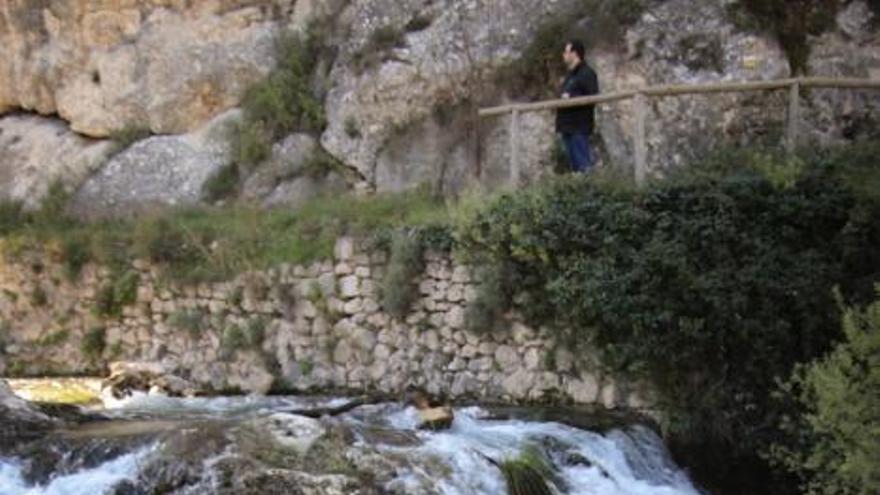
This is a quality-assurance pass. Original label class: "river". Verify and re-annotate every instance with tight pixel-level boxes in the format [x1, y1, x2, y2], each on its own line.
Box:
[0, 384, 703, 495]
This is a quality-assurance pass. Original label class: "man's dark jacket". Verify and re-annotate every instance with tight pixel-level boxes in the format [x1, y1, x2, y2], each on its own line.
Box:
[555, 61, 599, 135]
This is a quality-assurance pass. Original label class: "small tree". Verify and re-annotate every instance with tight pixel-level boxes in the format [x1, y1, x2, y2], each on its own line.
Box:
[776, 290, 880, 495]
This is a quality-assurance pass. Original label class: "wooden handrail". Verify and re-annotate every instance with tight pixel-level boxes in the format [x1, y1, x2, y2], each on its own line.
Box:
[477, 76, 880, 186]
[478, 77, 880, 117]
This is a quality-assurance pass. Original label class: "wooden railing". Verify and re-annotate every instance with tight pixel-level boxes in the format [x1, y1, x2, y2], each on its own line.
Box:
[478, 77, 880, 185]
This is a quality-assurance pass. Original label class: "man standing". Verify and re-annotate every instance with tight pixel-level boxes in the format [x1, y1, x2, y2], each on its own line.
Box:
[556, 40, 599, 173]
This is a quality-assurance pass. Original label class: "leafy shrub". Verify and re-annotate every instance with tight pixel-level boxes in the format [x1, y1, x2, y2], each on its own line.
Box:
[221, 323, 246, 354]
[33, 181, 73, 228]
[466, 261, 514, 334]
[298, 359, 314, 376]
[380, 229, 425, 318]
[773, 291, 880, 495]
[224, 29, 327, 187]
[61, 232, 92, 280]
[228, 121, 272, 171]
[168, 309, 207, 339]
[244, 317, 267, 348]
[202, 162, 241, 203]
[301, 148, 344, 179]
[457, 145, 880, 494]
[94, 270, 139, 318]
[132, 215, 204, 268]
[30, 285, 48, 307]
[81, 326, 106, 362]
[0, 201, 26, 235]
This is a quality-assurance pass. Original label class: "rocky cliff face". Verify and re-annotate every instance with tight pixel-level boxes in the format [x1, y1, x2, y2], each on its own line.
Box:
[0, 1, 284, 136]
[0, 0, 877, 214]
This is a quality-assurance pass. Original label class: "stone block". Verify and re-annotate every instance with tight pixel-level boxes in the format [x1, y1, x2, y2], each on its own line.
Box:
[339, 276, 359, 299]
[334, 263, 353, 275]
[334, 237, 355, 261]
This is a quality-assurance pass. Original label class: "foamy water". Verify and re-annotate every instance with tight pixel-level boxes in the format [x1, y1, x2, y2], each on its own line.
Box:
[0, 446, 155, 495]
[2, 394, 701, 495]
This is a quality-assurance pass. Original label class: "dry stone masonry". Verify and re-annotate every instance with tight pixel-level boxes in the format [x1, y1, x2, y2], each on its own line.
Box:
[0, 237, 648, 410]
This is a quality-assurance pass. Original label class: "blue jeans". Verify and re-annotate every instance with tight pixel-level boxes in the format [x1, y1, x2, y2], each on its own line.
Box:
[561, 132, 594, 173]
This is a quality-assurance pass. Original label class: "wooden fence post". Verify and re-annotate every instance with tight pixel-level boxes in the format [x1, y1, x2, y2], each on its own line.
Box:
[509, 108, 520, 187]
[786, 81, 801, 154]
[634, 92, 647, 185]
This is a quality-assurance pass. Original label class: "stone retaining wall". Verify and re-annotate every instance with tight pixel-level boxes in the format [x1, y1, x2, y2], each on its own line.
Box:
[0, 238, 649, 409]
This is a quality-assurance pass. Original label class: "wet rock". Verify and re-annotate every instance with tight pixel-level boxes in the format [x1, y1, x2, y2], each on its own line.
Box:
[416, 406, 454, 431]
[101, 361, 198, 399]
[0, 379, 56, 451]
[260, 413, 326, 455]
[408, 389, 454, 430]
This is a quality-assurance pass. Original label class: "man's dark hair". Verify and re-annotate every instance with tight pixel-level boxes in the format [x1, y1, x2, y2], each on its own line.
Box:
[566, 39, 585, 61]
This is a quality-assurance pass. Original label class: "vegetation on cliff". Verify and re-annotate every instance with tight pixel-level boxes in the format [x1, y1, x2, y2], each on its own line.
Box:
[454, 142, 880, 495]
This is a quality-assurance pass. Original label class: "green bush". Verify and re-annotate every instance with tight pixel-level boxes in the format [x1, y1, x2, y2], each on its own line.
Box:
[301, 148, 344, 179]
[33, 181, 73, 228]
[94, 270, 139, 318]
[0, 201, 27, 235]
[168, 309, 207, 339]
[132, 215, 204, 267]
[202, 162, 241, 202]
[81, 326, 106, 362]
[228, 121, 272, 171]
[223, 29, 327, 185]
[221, 323, 246, 354]
[61, 232, 92, 280]
[30, 285, 48, 307]
[380, 229, 425, 318]
[244, 317, 267, 348]
[457, 144, 880, 494]
[774, 291, 880, 495]
[465, 261, 514, 334]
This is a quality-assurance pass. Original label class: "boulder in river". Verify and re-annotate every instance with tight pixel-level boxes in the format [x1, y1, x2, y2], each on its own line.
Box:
[0, 379, 55, 449]
[102, 361, 198, 399]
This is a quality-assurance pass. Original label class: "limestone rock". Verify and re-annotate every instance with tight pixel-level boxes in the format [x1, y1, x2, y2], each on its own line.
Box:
[0, 3, 279, 137]
[241, 133, 351, 206]
[241, 134, 318, 199]
[69, 110, 239, 219]
[0, 115, 112, 210]
[0, 379, 57, 452]
[320, 0, 564, 193]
